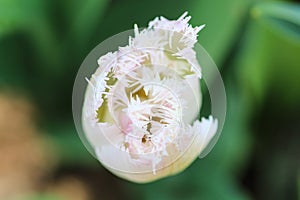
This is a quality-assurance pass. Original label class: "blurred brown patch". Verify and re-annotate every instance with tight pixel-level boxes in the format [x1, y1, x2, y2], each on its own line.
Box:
[0, 92, 48, 198]
[0, 92, 91, 200]
[47, 176, 91, 200]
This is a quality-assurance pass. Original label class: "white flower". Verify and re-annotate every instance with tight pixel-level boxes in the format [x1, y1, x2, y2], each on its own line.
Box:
[82, 12, 218, 183]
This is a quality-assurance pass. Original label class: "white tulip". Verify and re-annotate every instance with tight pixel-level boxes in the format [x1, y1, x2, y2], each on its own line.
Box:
[82, 12, 218, 183]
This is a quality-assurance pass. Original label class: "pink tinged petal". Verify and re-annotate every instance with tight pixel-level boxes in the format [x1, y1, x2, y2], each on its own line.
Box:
[119, 112, 133, 134]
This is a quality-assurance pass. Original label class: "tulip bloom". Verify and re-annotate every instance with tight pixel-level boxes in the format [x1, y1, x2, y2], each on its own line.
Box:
[82, 12, 218, 183]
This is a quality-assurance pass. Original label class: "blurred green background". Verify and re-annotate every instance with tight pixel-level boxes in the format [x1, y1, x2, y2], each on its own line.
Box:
[0, 0, 299, 199]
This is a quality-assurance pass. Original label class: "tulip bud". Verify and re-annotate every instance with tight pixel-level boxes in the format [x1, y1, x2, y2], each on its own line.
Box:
[82, 12, 218, 183]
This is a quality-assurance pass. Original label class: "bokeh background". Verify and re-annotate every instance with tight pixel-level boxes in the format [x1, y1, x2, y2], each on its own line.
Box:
[0, 0, 300, 199]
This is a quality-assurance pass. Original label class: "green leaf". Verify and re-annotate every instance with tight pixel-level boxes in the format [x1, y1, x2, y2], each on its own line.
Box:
[189, 0, 251, 66]
[251, 2, 300, 41]
[63, 0, 109, 48]
[0, 0, 61, 77]
[0, 0, 47, 36]
[236, 1, 300, 106]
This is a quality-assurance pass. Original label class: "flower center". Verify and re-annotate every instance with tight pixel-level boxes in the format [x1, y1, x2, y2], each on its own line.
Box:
[109, 65, 184, 148]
